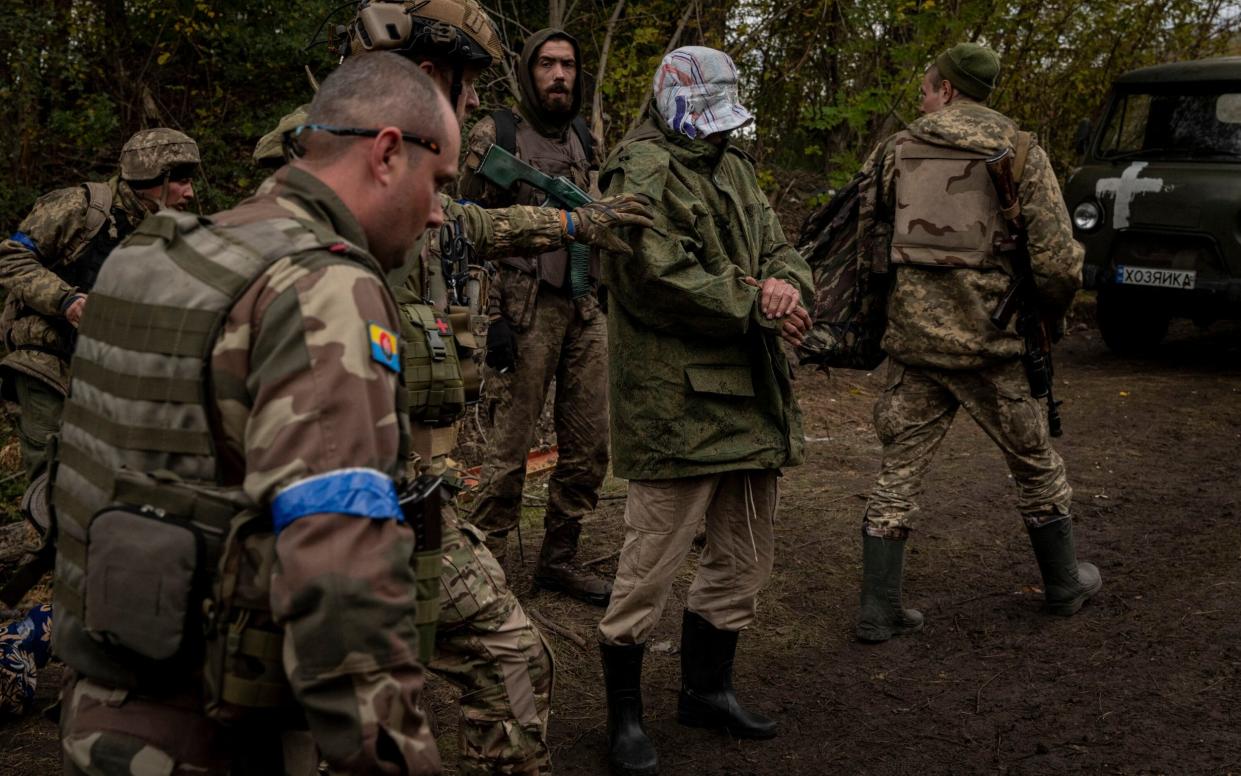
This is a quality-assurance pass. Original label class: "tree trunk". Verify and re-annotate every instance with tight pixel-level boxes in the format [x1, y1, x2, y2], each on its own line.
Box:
[591, 0, 627, 148]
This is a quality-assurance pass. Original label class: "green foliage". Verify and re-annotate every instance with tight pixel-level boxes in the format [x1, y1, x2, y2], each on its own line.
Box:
[0, 0, 1237, 228]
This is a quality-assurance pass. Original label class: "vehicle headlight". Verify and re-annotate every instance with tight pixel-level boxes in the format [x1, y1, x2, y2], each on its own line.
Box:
[1073, 200, 1102, 232]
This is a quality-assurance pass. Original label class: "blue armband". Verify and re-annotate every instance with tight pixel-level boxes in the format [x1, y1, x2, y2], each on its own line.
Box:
[270, 467, 403, 534]
[9, 232, 39, 258]
[563, 210, 576, 238]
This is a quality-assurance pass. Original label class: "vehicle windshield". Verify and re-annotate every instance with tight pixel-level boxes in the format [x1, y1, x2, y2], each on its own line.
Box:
[1097, 88, 1241, 161]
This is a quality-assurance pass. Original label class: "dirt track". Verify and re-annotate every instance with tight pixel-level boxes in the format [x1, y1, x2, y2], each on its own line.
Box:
[2, 320, 1239, 774]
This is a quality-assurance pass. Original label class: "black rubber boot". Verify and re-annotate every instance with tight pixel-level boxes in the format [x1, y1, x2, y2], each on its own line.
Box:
[676, 610, 777, 740]
[856, 533, 924, 643]
[600, 642, 659, 776]
[1027, 518, 1102, 616]
[534, 515, 613, 606]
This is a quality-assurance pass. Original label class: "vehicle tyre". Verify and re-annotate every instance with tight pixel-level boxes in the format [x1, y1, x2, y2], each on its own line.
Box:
[1097, 284, 1170, 354]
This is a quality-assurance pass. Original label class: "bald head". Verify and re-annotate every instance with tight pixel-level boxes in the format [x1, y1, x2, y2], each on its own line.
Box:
[292, 51, 460, 272]
[300, 52, 449, 163]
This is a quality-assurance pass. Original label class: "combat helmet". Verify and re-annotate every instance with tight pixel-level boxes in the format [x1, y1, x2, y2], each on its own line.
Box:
[119, 128, 200, 183]
[337, 0, 503, 108]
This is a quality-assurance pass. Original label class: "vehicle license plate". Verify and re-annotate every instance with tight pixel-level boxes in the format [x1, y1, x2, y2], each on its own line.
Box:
[1115, 265, 1196, 290]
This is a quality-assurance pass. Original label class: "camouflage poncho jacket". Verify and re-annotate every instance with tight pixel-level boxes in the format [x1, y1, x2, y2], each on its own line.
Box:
[599, 113, 812, 480]
[866, 101, 1084, 370]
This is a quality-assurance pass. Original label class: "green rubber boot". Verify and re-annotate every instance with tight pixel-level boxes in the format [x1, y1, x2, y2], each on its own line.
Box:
[1027, 518, 1102, 616]
[856, 533, 924, 643]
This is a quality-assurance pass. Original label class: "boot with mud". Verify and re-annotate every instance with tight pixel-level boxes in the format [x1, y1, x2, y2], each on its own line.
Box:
[856, 532, 925, 643]
[601, 642, 659, 776]
[533, 513, 613, 606]
[676, 609, 777, 739]
[1027, 517, 1102, 616]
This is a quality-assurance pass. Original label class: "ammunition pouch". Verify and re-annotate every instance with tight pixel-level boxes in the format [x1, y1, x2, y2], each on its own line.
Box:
[84, 505, 205, 662]
[400, 300, 466, 425]
[399, 474, 444, 664]
[447, 306, 484, 405]
[54, 469, 237, 691]
[203, 509, 295, 725]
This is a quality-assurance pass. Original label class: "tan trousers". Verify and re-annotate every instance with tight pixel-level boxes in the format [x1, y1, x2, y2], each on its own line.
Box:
[598, 471, 779, 645]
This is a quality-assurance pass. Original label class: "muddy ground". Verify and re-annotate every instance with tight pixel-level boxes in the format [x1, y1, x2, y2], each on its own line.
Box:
[2, 319, 1239, 775]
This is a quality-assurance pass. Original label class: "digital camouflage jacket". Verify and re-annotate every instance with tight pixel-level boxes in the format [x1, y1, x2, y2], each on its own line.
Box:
[0, 177, 149, 394]
[599, 112, 811, 480]
[865, 100, 1084, 370]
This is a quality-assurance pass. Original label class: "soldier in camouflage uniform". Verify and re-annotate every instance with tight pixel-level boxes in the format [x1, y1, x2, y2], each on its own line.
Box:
[855, 43, 1102, 644]
[0, 128, 199, 479]
[52, 55, 454, 774]
[594, 47, 812, 776]
[252, 3, 652, 773]
[459, 27, 614, 607]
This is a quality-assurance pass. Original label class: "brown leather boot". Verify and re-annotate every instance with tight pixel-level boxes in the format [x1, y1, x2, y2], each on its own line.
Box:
[534, 514, 613, 607]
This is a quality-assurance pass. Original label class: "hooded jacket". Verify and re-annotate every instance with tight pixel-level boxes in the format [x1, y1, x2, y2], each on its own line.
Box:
[866, 100, 1083, 370]
[598, 107, 811, 480]
[458, 28, 596, 290]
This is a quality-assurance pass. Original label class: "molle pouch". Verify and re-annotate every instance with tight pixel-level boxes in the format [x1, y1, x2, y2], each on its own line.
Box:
[203, 509, 293, 725]
[401, 301, 467, 425]
[84, 506, 203, 662]
[496, 264, 539, 331]
[447, 305, 482, 405]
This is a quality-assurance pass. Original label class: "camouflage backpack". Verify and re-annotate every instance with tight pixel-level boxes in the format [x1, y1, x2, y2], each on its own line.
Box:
[795, 157, 892, 371]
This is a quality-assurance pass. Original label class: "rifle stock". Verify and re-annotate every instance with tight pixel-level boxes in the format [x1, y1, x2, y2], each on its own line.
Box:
[475, 143, 596, 299]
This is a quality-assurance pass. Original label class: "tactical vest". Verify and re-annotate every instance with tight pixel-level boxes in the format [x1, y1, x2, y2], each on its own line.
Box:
[491, 109, 598, 292]
[889, 132, 1033, 270]
[50, 208, 424, 719]
[59, 182, 134, 293]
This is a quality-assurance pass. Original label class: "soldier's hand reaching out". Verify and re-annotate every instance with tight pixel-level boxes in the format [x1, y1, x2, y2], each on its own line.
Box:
[569, 194, 655, 256]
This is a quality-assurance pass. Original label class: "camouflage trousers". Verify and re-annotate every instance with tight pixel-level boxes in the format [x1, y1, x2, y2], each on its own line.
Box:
[13, 372, 63, 479]
[432, 506, 554, 775]
[864, 359, 1073, 538]
[60, 672, 320, 776]
[469, 284, 609, 538]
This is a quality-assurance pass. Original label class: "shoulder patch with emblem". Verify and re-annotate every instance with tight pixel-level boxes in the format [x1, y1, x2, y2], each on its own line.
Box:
[368, 321, 400, 373]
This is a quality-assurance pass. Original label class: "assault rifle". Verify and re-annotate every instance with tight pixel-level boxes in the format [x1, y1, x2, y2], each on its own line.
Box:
[475, 144, 594, 299]
[986, 147, 1063, 437]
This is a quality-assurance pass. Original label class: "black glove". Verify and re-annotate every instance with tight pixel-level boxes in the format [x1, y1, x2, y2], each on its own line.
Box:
[485, 317, 517, 373]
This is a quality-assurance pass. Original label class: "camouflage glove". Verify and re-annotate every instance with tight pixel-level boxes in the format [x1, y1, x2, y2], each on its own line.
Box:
[568, 194, 655, 256]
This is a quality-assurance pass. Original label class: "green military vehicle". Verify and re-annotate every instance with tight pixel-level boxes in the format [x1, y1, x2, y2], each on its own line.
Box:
[1063, 57, 1241, 353]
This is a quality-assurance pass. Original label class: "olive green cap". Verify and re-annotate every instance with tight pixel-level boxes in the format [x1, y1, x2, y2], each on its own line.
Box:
[934, 43, 1000, 101]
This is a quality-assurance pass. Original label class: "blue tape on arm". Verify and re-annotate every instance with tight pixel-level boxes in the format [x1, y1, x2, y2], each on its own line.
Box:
[563, 210, 575, 237]
[9, 232, 39, 258]
[271, 467, 403, 534]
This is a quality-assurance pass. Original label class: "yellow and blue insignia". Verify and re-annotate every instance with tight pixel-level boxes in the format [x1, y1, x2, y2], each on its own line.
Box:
[368, 321, 400, 373]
